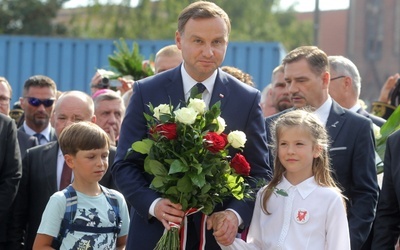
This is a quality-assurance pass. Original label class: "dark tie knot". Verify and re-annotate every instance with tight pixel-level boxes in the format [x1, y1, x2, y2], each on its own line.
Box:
[196, 83, 206, 93]
[190, 83, 206, 100]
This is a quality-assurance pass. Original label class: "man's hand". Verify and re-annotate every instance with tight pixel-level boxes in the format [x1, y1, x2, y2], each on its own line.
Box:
[379, 73, 399, 103]
[117, 77, 134, 96]
[206, 210, 239, 246]
[154, 199, 184, 230]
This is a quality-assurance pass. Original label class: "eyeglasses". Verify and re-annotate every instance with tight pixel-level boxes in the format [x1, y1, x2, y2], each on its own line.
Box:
[330, 76, 346, 81]
[0, 95, 11, 104]
[25, 97, 55, 107]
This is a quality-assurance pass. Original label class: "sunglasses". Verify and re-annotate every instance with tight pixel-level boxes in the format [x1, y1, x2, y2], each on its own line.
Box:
[25, 97, 55, 107]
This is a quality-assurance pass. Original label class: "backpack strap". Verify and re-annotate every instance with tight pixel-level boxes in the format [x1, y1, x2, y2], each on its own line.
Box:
[51, 185, 77, 249]
[51, 185, 122, 249]
[100, 185, 122, 234]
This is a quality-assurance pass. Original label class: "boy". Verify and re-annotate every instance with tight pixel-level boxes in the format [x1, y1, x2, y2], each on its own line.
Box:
[33, 122, 129, 249]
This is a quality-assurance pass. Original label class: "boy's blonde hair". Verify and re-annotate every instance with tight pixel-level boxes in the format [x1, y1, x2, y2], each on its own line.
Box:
[262, 109, 342, 214]
[59, 121, 110, 156]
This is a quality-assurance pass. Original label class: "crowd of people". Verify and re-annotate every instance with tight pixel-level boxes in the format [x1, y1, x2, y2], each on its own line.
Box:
[1, 1, 400, 249]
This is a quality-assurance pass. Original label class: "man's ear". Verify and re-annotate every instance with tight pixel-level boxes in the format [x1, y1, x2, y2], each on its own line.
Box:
[344, 76, 353, 90]
[322, 71, 330, 89]
[175, 30, 182, 50]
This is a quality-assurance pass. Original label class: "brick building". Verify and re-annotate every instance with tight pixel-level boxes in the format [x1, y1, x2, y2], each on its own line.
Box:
[297, 0, 400, 107]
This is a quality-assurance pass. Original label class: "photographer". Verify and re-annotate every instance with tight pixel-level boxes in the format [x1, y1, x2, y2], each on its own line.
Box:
[90, 70, 133, 97]
[372, 73, 400, 119]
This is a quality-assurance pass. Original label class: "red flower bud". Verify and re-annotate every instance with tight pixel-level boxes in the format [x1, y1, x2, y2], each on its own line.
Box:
[204, 132, 227, 153]
[231, 153, 250, 176]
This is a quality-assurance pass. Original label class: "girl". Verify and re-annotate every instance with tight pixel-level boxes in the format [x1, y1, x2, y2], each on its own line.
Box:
[219, 109, 350, 249]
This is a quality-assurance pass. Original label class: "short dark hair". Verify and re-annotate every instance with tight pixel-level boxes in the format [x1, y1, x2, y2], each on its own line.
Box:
[282, 46, 329, 76]
[59, 121, 110, 156]
[177, 1, 231, 35]
[23, 75, 57, 96]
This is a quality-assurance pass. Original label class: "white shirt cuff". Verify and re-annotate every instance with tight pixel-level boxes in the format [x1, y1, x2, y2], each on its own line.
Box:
[149, 198, 162, 217]
[226, 208, 243, 226]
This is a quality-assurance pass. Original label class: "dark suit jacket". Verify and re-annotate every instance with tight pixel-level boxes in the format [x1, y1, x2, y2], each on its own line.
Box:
[266, 101, 379, 250]
[9, 141, 116, 250]
[18, 125, 57, 145]
[17, 131, 38, 159]
[112, 66, 271, 250]
[357, 108, 386, 127]
[0, 114, 22, 243]
[372, 129, 400, 248]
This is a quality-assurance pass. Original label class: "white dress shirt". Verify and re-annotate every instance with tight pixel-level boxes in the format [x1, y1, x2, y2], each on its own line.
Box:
[23, 122, 52, 145]
[313, 96, 333, 126]
[220, 175, 350, 250]
[181, 63, 217, 108]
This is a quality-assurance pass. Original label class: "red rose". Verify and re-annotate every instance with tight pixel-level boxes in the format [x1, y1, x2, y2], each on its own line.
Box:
[204, 132, 227, 153]
[155, 123, 177, 140]
[231, 153, 250, 176]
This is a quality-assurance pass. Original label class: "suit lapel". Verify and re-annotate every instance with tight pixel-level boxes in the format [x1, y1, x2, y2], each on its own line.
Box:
[326, 101, 346, 142]
[165, 66, 186, 108]
[42, 141, 60, 191]
[210, 69, 229, 110]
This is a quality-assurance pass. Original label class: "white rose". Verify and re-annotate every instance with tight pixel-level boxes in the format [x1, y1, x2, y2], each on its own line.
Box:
[372, 124, 382, 140]
[227, 130, 247, 148]
[153, 104, 171, 120]
[188, 98, 206, 114]
[215, 116, 226, 134]
[174, 107, 198, 125]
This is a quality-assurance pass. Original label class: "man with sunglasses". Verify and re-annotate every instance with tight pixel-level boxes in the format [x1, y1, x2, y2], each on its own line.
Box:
[19, 75, 58, 145]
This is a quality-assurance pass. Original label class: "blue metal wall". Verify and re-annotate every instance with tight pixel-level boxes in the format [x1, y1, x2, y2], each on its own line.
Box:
[0, 35, 286, 104]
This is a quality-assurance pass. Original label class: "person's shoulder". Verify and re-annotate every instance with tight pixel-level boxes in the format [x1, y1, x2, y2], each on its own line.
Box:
[219, 69, 258, 93]
[27, 140, 58, 154]
[340, 106, 372, 125]
[315, 185, 344, 203]
[49, 190, 68, 203]
[101, 186, 125, 200]
[388, 129, 400, 141]
[368, 113, 386, 127]
[265, 109, 292, 124]
[137, 66, 179, 86]
[0, 112, 13, 124]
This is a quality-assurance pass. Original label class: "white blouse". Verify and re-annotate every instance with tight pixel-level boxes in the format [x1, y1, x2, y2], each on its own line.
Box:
[220, 175, 350, 250]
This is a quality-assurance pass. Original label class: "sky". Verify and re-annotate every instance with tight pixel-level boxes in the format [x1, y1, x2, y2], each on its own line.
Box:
[63, 0, 350, 12]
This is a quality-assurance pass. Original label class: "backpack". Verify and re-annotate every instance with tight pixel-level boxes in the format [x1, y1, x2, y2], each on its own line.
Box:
[51, 185, 122, 249]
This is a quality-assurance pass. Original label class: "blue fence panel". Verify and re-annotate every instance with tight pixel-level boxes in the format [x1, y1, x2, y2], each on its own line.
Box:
[0, 35, 286, 105]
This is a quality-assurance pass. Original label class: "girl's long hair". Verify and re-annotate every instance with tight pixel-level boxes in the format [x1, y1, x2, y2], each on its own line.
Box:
[262, 109, 344, 214]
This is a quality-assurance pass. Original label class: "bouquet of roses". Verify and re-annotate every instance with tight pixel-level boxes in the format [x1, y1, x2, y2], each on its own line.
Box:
[130, 96, 252, 250]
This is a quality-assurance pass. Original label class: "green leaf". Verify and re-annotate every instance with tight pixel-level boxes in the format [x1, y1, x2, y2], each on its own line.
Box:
[177, 175, 192, 193]
[376, 105, 400, 173]
[169, 160, 189, 174]
[275, 188, 289, 197]
[189, 172, 206, 188]
[146, 159, 167, 176]
[152, 176, 164, 188]
[165, 186, 179, 196]
[132, 139, 153, 154]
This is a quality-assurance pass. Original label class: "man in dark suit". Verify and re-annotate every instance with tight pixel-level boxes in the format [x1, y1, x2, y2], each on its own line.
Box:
[372, 129, 400, 248]
[265, 46, 379, 250]
[328, 55, 386, 127]
[18, 75, 58, 145]
[0, 114, 22, 249]
[111, 2, 271, 249]
[9, 91, 116, 249]
[0, 76, 39, 158]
